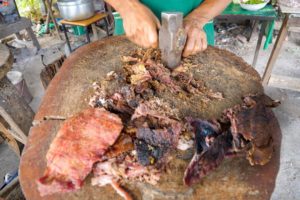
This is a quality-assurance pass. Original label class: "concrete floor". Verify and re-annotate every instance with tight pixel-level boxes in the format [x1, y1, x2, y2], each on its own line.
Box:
[0, 24, 299, 199]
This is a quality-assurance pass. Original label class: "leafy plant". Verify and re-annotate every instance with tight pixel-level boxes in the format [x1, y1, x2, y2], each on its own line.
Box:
[15, 0, 42, 21]
[244, 0, 265, 4]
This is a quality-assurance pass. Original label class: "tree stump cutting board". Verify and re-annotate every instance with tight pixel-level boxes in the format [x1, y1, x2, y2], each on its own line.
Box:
[19, 36, 281, 200]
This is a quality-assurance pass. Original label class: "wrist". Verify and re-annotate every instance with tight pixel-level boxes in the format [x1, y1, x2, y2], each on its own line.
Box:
[184, 18, 205, 30]
[184, 13, 210, 29]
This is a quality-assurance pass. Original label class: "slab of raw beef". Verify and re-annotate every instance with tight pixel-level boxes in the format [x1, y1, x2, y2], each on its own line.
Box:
[37, 108, 123, 196]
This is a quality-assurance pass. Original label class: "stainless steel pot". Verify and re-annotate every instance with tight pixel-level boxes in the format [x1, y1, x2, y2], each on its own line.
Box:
[57, 0, 95, 21]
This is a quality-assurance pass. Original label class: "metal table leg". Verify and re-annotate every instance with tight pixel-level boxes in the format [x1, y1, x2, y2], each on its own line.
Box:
[104, 17, 110, 37]
[252, 21, 267, 67]
[91, 24, 99, 40]
[86, 26, 91, 43]
[247, 20, 258, 42]
[62, 24, 72, 52]
[262, 14, 290, 86]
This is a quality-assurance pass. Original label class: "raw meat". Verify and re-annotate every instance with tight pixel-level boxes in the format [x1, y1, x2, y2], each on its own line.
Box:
[92, 152, 161, 200]
[135, 125, 181, 166]
[37, 108, 123, 196]
[183, 94, 279, 186]
[92, 153, 161, 186]
[104, 134, 134, 160]
[189, 119, 221, 153]
[184, 131, 233, 186]
[226, 94, 280, 165]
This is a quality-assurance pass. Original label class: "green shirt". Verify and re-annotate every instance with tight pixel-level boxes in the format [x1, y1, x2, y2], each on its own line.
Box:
[140, 0, 204, 19]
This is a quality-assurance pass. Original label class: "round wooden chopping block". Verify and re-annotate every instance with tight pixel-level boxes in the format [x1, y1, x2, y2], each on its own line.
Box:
[19, 36, 281, 200]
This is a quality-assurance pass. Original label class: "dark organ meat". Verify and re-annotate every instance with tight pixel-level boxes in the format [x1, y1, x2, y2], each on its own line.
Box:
[184, 94, 279, 186]
[184, 131, 233, 186]
[37, 108, 123, 196]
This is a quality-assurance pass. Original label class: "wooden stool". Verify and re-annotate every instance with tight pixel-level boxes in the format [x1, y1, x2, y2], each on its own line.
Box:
[60, 13, 109, 52]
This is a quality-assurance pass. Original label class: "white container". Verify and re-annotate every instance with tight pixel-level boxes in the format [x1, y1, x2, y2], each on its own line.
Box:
[240, 0, 269, 11]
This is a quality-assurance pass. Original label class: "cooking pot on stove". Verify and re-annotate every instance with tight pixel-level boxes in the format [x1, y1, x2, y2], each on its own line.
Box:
[57, 0, 95, 21]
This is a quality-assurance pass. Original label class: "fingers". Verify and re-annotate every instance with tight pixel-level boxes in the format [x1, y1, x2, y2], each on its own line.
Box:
[200, 31, 208, 51]
[123, 7, 160, 49]
[183, 32, 197, 57]
[148, 24, 159, 48]
[154, 15, 161, 29]
[125, 25, 158, 48]
[183, 29, 208, 57]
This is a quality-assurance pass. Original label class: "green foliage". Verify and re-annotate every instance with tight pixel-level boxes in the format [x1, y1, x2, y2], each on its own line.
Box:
[15, 0, 42, 20]
[244, 0, 265, 4]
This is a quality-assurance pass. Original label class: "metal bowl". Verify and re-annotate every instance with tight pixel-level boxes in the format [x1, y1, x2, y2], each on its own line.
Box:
[57, 0, 95, 21]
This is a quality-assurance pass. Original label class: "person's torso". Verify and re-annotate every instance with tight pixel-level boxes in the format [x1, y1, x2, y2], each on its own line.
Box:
[140, 0, 204, 19]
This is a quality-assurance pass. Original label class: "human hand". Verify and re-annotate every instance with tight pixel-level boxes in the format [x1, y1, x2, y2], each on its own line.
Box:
[118, 0, 160, 48]
[182, 18, 207, 57]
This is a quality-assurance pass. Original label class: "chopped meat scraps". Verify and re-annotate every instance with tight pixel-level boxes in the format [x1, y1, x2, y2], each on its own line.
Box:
[104, 134, 134, 160]
[135, 122, 181, 166]
[37, 108, 123, 196]
[130, 99, 182, 166]
[92, 152, 161, 200]
[92, 153, 161, 186]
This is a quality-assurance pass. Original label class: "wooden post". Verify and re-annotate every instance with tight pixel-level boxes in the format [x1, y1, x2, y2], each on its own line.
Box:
[0, 122, 21, 156]
[262, 14, 289, 85]
[0, 107, 28, 145]
[44, 0, 53, 34]
[26, 27, 41, 50]
[252, 21, 267, 67]
[44, 0, 62, 40]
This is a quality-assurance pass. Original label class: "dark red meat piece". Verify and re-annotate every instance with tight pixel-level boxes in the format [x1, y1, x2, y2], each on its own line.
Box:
[184, 131, 232, 186]
[189, 119, 221, 153]
[37, 108, 123, 196]
[184, 94, 279, 186]
[226, 94, 279, 165]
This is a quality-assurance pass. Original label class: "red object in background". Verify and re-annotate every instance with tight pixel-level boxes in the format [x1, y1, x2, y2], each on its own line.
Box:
[0, 0, 9, 7]
[0, 0, 20, 24]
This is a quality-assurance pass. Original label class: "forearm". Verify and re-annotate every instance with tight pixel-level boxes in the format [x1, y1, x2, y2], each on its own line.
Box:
[104, 0, 139, 16]
[186, 0, 231, 27]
